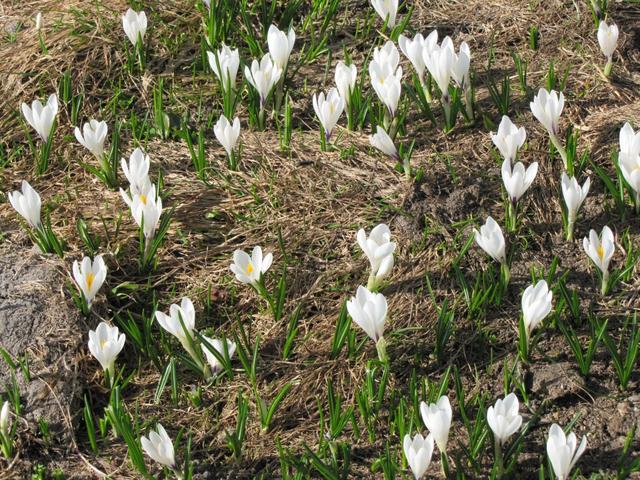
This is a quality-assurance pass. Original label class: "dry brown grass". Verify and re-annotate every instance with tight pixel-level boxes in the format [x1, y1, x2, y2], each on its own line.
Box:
[1, 0, 640, 478]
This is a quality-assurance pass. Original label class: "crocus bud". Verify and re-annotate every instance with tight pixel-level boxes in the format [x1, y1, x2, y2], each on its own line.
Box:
[370, 0, 398, 27]
[346, 286, 387, 361]
[521, 280, 553, 338]
[7, 180, 42, 230]
[122, 8, 147, 46]
[244, 54, 282, 106]
[21, 94, 58, 141]
[399, 33, 427, 84]
[530, 88, 564, 137]
[0, 401, 11, 437]
[72, 255, 107, 308]
[75, 120, 108, 160]
[369, 126, 398, 159]
[141, 424, 176, 469]
[129, 185, 163, 239]
[546, 423, 586, 480]
[487, 393, 522, 446]
[312, 88, 345, 141]
[155, 297, 197, 359]
[597, 20, 618, 60]
[35, 12, 43, 31]
[403, 432, 434, 480]
[206, 44, 240, 90]
[473, 216, 506, 265]
[356, 223, 396, 289]
[267, 25, 295, 70]
[583, 226, 615, 294]
[334, 61, 357, 104]
[230, 246, 273, 287]
[214, 115, 241, 157]
[201, 336, 236, 375]
[420, 395, 452, 453]
[501, 158, 538, 204]
[88, 322, 125, 383]
[561, 173, 590, 236]
[491, 115, 527, 164]
[121, 148, 152, 197]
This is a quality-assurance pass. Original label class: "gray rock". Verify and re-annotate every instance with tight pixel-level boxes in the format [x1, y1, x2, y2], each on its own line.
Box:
[0, 246, 82, 441]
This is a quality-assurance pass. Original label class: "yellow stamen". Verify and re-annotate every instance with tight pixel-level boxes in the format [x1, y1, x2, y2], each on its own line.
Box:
[246, 263, 254, 274]
[140, 194, 147, 205]
[597, 245, 604, 259]
[86, 272, 95, 290]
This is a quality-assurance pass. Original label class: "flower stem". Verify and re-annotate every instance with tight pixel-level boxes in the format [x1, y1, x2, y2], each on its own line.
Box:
[494, 437, 504, 478]
[500, 261, 511, 286]
[550, 133, 568, 170]
[604, 57, 613, 77]
[601, 270, 609, 296]
[375, 337, 388, 363]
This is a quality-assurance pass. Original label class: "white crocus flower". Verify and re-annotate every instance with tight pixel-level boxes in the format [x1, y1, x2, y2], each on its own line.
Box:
[403, 432, 434, 480]
[122, 8, 147, 46]
[121, 148, 152, 198]
[474, 216, 507, 265]
[206, 44, 240, 90]
[335, 61, 358, 104]
[521, 280, 553, 338]
[312, 88, 345, 141]
[424, 42, 454, 98]
[201, 336, 236, 375]
[369, 61, 402, 118]
[618, 123, 640, 211]
[501, 158, 538, 204]
[442, 37, 470, 88]
[530, 88, 564, 137]
[356, 223, 396, 289]
[373, 41, 400, 72]
[583, 226, 615, 294]
[155, 297, 197, 359]
[487, 393, 522, 446]
[141, 424, 176, 469]
[7, 180, 42, 229]
[21, 94, 58, 141]
[230, 246, 273, 287]
[530, 88, 567, 167]
[369, 126, 398, 159]
[35, 12, 43, 31]
[370, 0, 398, 27]
[420, 395, 452, 453]
[129, 184, 163, 239]
[72, 255, 107, 308]
[214, 115, 241, 157]
[75, 120, 108, 160]
[244, 54, 282, 107]
[88, 322, 125, 384]
[346, 285, 388, 361]
[597, 20, 618, 76]
[619, 122, 640, 159]
[546, 423, 587, 480]
[267, 25, 295, 70]
[399, 33, 427, 84]
[491, 116, 527, 164]
[561, 173, 590, 240]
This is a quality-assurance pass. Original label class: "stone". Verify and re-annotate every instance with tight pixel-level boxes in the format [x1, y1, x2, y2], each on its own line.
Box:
[0, 246, 82, 441]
